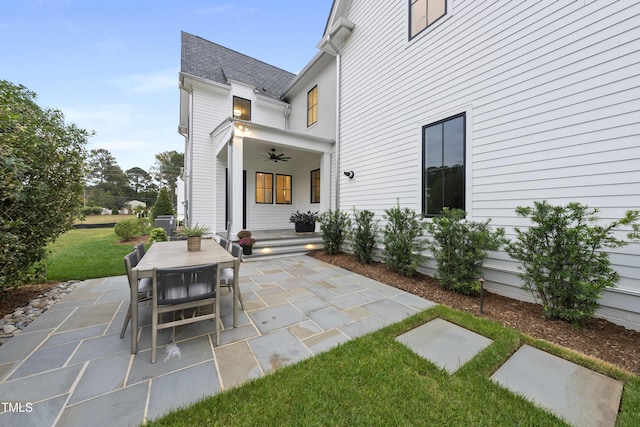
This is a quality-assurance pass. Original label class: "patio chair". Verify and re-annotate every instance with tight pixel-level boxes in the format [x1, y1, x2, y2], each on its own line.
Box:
[220, 243, 244, 309]
[151, 263, 221, 363]
[219, 237, 229, 251]
[120, 252, 153, 339]
[134, 242, 146, 260]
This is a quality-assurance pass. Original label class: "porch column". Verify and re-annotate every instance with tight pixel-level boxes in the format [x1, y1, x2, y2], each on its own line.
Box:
[228, 133, 244, 237]
[320, 151, 332, 213]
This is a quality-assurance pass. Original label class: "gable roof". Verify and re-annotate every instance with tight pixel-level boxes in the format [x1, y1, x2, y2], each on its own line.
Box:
[181, 31, 296, 100]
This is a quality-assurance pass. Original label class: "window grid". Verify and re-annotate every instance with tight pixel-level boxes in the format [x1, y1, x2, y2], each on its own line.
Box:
[255, 172, 273, 204]
[276, 174, 292, 204]
[410, 0, 446, 39]
[310, 169, 320, 203]
[307, 86, 318, 127]
[422, 113, 465, 216]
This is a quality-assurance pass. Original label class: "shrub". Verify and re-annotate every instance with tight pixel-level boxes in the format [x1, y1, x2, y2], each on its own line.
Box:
[319, 210, 350, 255]
[114, 218, 143, 241]
[505, 201, 640, 325]
[149, 227, 168, 243]
[350, 208, 379, 264]
[425, 208, 505, 295]
[151, 187, 174, 220]
[382, 201, 427, 276]
[80, 206, 103, 216]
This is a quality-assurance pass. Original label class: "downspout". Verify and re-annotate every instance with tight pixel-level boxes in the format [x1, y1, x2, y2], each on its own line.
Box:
[227, 120, 235, 234]
[327, 35, 342, 210]
[283, 104, 291, 130]
[179, 77, 193, 224]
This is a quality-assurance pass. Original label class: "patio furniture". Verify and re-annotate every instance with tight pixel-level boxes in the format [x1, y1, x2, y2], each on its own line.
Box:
[218, 237, 229, 251]
[120, 252, 153, 339]
[134, 242, 146, 260]
[129, 240, 236, 354]
[151, 263, 221, 363]
[220, 243, 244, 309]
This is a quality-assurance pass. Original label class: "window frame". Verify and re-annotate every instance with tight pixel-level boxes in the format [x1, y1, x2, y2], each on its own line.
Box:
[275, 174, 292, 205]
[307, 85, 318, 127]
[409, 0, 447, 40]
[233, 96, 251, 121]
[310, 168, 320, 204]
[421, 112, 466, 217]
[255, 171, 273, 204]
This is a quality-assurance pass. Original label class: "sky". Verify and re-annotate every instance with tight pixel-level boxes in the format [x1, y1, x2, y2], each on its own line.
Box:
[2, 0, 333, 172]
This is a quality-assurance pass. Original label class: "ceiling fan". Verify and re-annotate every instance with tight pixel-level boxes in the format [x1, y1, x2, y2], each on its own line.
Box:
[264, 148, 291, 163]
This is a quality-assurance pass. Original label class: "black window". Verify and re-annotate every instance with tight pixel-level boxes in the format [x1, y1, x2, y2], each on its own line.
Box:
[423, 113, 465, 216]
[410, 0, 446, 39]
[255, 172, 273, 204]
[310, 169, 320, 203]
[276, 174, 292, 204]
[233, 96, 251, 121]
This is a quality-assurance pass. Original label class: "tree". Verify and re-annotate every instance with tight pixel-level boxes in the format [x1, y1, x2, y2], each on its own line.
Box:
[0, 80, 90, 289]
[151, 187, 174, 220]
[126, 167, 152, 197]
[151, 150, 183, 207]
[86, 148, 129, 209]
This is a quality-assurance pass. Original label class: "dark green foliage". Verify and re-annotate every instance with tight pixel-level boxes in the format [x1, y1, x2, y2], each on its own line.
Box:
[319, 209, 350, 255]
[149, 227, 169, 243]
[1, 80, 90, 289]
[425, 208, 505, 295]
[151, 187, 173, 220]
[505, 201, 640, 325]
[382, 201, 427, 276]
[350, 208, 379, 264]
[114, 218, 143, 241]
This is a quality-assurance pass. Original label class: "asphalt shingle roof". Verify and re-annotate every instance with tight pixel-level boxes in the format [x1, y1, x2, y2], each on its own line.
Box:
[181, 31, 296, 100]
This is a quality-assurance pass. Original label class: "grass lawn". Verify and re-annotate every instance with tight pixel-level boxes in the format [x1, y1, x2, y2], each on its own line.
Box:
[46, 215, 142, 281]
[147, 306, 640, 426]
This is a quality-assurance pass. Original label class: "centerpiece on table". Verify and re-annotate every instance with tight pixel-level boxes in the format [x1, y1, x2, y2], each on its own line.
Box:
[289, 210, 319, 233]
[177, 223, 210, 251]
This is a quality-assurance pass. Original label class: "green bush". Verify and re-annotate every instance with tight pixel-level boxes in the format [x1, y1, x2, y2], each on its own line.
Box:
[425, 208, 505, 295]
[114, 218, 142, 241]
[149, 227, 169, 243]
[350, 208, 379, 264]
[80, 206, 103, 216]
[319, 210, 350, 255]
[382, 201, 427, 276]
[505, 201, 640, 325]
[151, 187, 174, 220]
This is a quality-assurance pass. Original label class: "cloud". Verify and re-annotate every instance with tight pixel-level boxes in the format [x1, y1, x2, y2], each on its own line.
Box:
[113, 68, 178, 94]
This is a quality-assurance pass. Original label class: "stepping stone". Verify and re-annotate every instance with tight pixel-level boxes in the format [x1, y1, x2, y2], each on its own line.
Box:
[396, 318, 492, 374]
[491, 344, 622, 427]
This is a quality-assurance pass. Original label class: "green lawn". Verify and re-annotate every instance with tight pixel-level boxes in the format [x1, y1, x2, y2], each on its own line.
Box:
[46, 215, 141, 281]
[147, 306, 640, 426]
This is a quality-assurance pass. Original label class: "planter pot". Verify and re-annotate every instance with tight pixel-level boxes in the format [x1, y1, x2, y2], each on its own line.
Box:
[187, 236, 202, 251]
[294, 221, 315, 233]
[242, 245, 253, 255]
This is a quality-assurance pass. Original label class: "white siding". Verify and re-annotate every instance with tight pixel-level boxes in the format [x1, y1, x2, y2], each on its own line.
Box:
[287, 58, 337, 140]
[339, 0, 640, 329]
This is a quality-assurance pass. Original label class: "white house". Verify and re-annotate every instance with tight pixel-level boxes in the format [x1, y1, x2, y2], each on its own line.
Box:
[178, 1, 640, 330]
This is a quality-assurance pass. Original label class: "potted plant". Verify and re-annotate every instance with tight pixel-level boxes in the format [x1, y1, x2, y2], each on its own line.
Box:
[177, 223, 210, 251]
[289, 210, 320, 233]
[238, 236, 256, 255]
[237, 230, 252, 239]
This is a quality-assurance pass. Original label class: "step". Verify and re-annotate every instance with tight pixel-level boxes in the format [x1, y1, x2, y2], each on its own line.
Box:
[243, 237, 324, 260]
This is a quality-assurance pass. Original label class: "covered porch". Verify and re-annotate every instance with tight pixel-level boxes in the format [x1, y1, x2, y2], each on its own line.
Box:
[210, 119, 335, 237]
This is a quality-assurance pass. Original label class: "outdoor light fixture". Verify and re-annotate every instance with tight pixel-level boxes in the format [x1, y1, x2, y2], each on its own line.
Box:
[343, 170, 355, 179]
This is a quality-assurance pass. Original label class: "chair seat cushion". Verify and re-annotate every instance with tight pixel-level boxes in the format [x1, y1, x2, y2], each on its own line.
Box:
[160, 282, 216, 305]
[138, 277, 153, 293]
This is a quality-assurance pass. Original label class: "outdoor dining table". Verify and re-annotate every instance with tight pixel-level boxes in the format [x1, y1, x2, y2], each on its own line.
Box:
[129, 239, 237, 354]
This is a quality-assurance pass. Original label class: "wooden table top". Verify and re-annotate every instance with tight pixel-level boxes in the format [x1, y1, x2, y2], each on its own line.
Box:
[134, 239, 234, 276]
